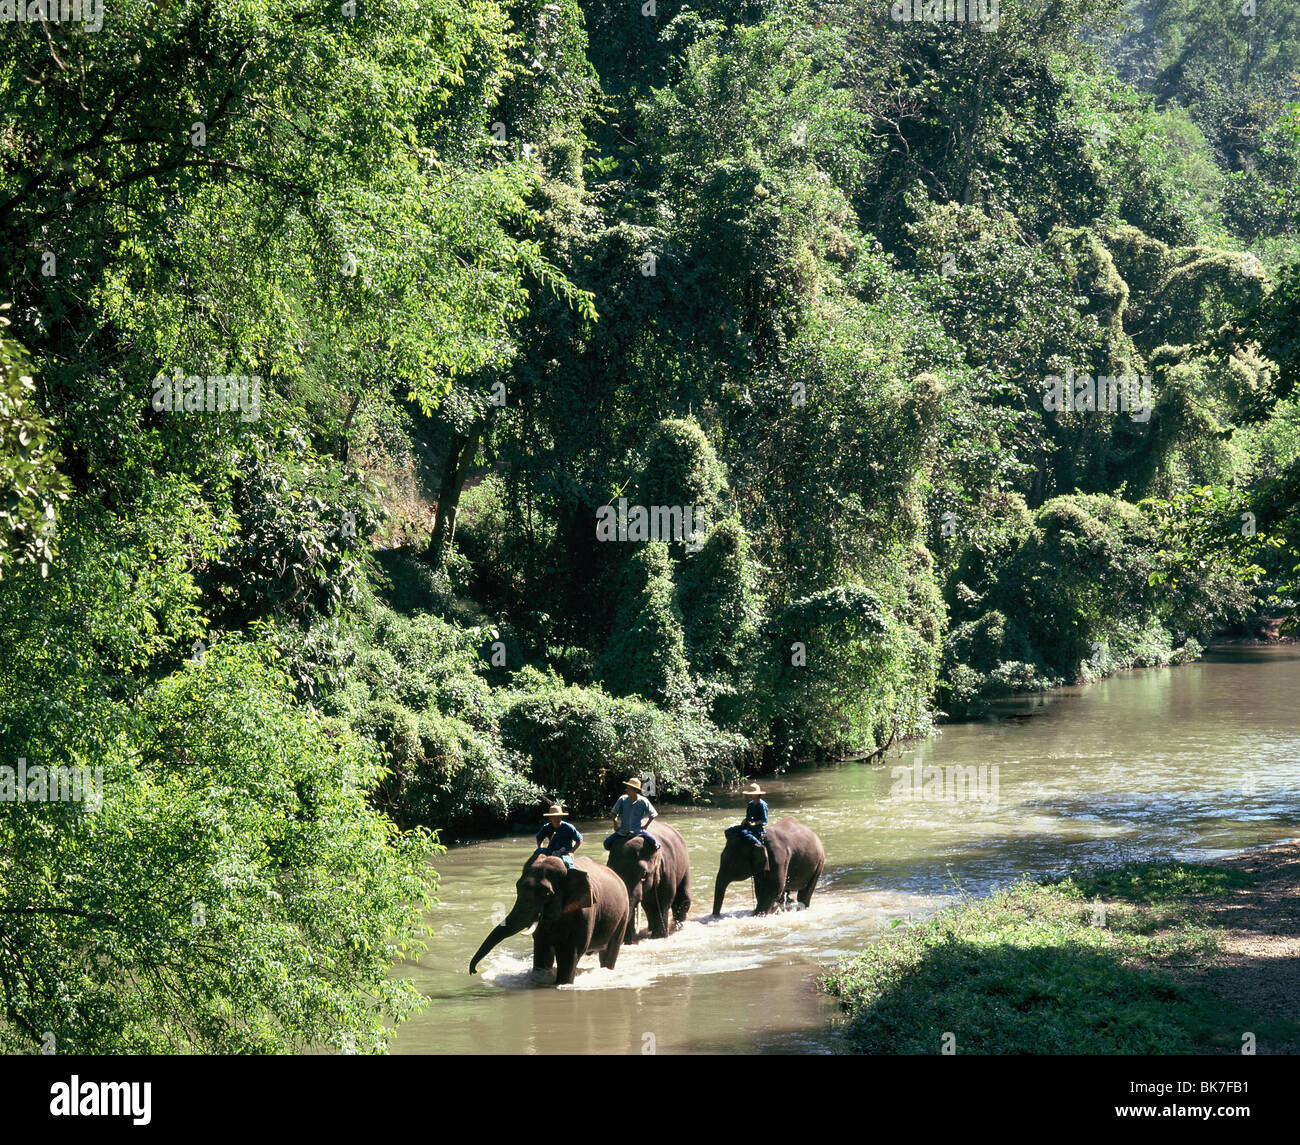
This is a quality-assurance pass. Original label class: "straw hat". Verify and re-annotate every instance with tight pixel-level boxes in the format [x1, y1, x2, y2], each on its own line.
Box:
[543, 804, 565, 819]
[622, 777, 643, 793]
[742, 782, 766, 796]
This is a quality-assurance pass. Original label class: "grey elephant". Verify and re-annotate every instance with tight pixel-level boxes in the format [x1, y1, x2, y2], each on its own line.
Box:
[605, 820, 691, 942]
[469, 853, 630, 985]
[711, 816, 824, 917]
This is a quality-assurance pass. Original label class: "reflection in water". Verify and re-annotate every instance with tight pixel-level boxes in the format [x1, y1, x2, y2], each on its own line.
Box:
[392, 646, 1300, 1054]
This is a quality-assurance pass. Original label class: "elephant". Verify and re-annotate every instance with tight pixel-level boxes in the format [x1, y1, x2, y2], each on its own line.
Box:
[469, 854, 630, 985]
[711, 816, 824, 917]
[605, 820, 691, 943]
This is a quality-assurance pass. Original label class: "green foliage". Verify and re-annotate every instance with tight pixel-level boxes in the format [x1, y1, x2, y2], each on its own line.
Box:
[820, 868, 1288, 1054]
[210, 429, 386, 625]
[355, 701, 539, 832]
[637, 418, 728, 519]
[499, 667, 744, 813]
[675, 517, 762, 690]
[1141, 485, 1279, 596]
[943, 491, 1240, 708]
[0, 642, 435, 1053]
[1219, 104, 1300, 243]
[594, 542, 692, 708]
[0, 325, 71, 579]
[767, 584, 933, 760]
[4, 0, 1296, 1054]
[1250, 261, 1300, 405]
[0, 479, 227, 679]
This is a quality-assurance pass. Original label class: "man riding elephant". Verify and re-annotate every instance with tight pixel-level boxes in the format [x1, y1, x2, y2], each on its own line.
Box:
[724, 781, 768, 851]
[533, 803, 581, 868]
[469, 853, 629, 986]
[604, 777, 660, 853]
[605, 819, 690, 943]
[712, 815, 825, 917]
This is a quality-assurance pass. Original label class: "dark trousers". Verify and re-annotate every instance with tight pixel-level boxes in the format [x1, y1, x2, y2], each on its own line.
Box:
[726, 824, 765, 847]
[532, 846, 575, 868]
[604, 829, 659, 852]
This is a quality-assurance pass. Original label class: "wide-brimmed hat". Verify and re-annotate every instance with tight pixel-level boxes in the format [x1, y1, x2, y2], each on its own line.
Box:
[742, 782, 766, 796]
[622, 777, 643, 792]
[543, 804, 565, 818]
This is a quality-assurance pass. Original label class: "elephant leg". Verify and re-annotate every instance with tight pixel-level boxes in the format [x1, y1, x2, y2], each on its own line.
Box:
[754, 873, 781, 915]
[647, 884, 670, 938]
[600, 918, 625, 969]
[554, 942, 578, 986]
[533, 932, 555, 972]
[672, 876, 691, 928]
[798, 861, 824, 909]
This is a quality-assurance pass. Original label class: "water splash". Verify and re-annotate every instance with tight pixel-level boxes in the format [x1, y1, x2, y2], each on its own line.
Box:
[476, 889, 946, 990]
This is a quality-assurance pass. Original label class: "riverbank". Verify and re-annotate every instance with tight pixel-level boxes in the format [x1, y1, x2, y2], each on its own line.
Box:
[819, 844, 1300, 1054]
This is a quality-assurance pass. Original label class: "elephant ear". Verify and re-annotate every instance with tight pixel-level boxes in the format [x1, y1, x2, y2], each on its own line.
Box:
[562, 867, 596, 913]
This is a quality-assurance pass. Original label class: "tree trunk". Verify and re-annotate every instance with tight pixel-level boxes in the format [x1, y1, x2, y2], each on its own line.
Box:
[338, 389, 362, 463]
[426, 420, 484, 568]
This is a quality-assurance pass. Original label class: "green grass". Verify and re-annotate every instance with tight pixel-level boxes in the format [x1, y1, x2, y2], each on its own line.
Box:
[1053, 860, 1253, 903]
[819, 864, 1291, 1054]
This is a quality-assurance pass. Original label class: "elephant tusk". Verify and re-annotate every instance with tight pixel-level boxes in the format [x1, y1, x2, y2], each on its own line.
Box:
[521, 921, 538, 935]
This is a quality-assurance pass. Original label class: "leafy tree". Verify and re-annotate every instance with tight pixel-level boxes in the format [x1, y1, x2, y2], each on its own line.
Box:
[594, 541, 691, 707]
[0, 642, 435, 1053]
[0, 324, 70, 578]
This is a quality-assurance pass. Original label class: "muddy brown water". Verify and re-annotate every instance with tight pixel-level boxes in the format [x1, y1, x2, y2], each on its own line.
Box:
[391, 645, 1300, 1054]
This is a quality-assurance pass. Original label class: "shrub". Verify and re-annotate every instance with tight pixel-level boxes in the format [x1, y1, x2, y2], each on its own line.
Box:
[594, 542, 692, 707]
[0, 641, 434, 1053]
[941, 610, 1056, 713]
[0, 326, 71, 579]
[765, 583, 930, 759]
[208, 429, 385, 624]
[499, 672, 744, 814]
[675, 517, 762, 677]
[356, 607, 496, 720]
[407, 710, 541, 831]
[637, 417, 728, 518]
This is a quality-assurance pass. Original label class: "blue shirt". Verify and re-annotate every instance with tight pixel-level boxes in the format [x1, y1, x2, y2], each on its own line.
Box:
[537, 821, 582, 852]
[745, 799, 769, 828]
[611, 794, 657, 833]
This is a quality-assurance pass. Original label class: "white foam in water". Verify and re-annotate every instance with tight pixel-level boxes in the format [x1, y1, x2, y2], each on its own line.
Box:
[475, 888, 948, 990]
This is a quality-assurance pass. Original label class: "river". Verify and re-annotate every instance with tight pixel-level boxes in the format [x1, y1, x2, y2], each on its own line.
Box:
[391, 644, 1300, 1054]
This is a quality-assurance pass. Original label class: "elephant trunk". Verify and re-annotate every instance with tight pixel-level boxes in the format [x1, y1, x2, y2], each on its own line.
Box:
[468, 908, 537, 974]
[712, 877, 728, 917]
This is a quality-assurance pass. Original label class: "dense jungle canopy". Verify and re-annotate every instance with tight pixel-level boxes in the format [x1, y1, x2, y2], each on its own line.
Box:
[1, 0, 1298, 1051]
